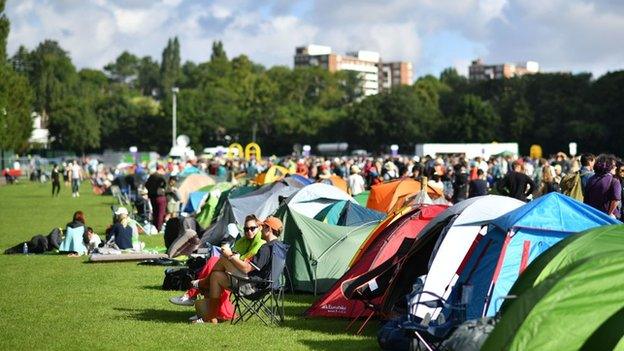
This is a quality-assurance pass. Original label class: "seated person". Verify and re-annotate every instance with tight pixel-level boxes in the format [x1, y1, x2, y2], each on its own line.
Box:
[82, 227, 102, 254]
[170, 216, 265, 307]
[134, 188, 153, 224]
[190, 216, 283, 324]
[60, 211, 88, 256]
[67, 210, 86, 232]
[105, 207, 134, 250]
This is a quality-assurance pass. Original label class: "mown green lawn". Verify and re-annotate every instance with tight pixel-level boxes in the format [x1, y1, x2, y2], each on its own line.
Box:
[0, 182, 378, 350]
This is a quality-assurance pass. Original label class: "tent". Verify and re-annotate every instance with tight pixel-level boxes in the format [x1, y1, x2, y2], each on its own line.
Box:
[353, 191, 370, 207]
[319, 174, 349, 193]
[306, 205, 447, 318]
[445, 192, 619, 322]
[199, 178, 303, 245]
[367, 178, 443, 213]
[504, 224, 624, 299]
[484, 225, 624, 350]
[349, 205, 419, 266]
[281, 208, 379, 294]
[254, 165, 290, 185]
[289, 174, 314, 186]
[378, 197, 483, 316]
[412, 196, 524, 320]
[177, 174, 215, 204]
[482, 252, 624, 350]
[280, 183, 354, 219]
[313, 200, 385, 227]
[187, 182, 234, 223]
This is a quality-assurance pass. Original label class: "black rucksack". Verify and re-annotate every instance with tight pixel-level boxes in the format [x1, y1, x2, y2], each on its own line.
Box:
[47, 228, 62, 250]
[186, 255, 208, 274]
[162, 267, 193, 291]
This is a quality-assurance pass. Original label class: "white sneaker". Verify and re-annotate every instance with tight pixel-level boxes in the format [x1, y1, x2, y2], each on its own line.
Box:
[169, 294, 195, 306]
[191, 317, 204, 324]
[188, 315, 199, 322]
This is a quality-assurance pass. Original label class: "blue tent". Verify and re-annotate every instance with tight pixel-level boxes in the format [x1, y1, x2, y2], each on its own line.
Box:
[314, 200, 385, 226]
[183, 191, 208, 213]
[288, 174, 314, 186]
[447, 193, 620, 321]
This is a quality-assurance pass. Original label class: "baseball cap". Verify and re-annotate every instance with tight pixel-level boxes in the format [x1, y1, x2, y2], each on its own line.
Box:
[262, 216, 283, 232]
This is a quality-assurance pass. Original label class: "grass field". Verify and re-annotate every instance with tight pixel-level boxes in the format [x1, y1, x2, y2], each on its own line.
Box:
[0, 182, 378, 350]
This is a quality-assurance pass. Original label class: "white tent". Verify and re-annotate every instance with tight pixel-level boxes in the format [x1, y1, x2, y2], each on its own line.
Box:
[413, 195, 524, 319]
[284, 183, 355, 218]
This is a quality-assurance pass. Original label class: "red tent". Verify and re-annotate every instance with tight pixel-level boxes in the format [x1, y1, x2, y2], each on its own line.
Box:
[305, 205, 448, 318]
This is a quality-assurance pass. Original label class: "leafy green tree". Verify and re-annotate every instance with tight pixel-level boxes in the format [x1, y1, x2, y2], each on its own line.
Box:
[0, 0, 34, 153]
[10, 45, 31, 74]
[104, 51, 139, 84]
[0, 0, 7, 62]
[137, 56, 160, 96]
[28, 40, 78, 118]
[445, 94, 500, 142]
[211, 41, 227, 62]
[0, 66, 34, 152]
[160, 37, 180, 95]
[587, 71, 624, 153]
[48, 97, 99, 152]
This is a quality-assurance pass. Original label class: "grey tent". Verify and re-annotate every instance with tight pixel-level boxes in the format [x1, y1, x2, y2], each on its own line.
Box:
[199, 177, 305, 245]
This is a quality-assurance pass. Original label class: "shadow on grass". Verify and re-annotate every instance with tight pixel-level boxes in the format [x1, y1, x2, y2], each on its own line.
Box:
[114, 307, 191, 323]
[298, 338, 378, 351]
[281, 305, 379, 337]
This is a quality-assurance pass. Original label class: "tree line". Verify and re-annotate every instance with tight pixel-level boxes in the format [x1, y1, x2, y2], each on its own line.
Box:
[1, 2, 623, 157]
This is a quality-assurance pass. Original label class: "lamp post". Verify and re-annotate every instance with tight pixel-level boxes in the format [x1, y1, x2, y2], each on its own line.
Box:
[172, 87, 179, 149]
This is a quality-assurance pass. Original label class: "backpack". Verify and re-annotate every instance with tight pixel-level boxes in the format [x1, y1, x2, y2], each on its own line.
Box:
[377, 318, 410, 351]
[47, 228, 63, 250]
[560, 172, 583, 201]
[162, 267, 193, 291]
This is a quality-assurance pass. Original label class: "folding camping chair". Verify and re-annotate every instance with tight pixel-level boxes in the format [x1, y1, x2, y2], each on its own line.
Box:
[227, 241, 290, 326]
[110, 185, 131, 207]
[401, 286, 473, 351]
[341, 258, 399, 335]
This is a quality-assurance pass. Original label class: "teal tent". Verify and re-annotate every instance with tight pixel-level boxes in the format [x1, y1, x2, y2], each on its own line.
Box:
[313, 200, 385, 226]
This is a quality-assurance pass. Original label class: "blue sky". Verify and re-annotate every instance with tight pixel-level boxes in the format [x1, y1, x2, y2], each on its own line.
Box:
[6, 0, 624, 78]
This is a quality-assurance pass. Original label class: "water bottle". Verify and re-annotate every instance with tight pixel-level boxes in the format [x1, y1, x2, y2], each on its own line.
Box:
[22, 243, 28, 254]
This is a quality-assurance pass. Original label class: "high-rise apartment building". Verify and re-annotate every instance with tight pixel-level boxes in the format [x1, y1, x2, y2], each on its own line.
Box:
[469, 58, 539, 81]
[294, 45, 412, 96]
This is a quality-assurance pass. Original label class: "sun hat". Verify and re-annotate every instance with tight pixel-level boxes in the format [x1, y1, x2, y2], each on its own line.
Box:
[114, 207, 128, 216]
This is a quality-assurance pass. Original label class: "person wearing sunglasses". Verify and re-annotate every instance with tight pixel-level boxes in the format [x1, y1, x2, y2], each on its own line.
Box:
[170, 214, 265, 308]
[189, 215, 283, 324]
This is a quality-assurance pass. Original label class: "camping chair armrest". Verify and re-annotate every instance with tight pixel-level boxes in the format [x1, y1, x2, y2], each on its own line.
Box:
[411, 291, 465, 311]
[226, 272, 273, 285]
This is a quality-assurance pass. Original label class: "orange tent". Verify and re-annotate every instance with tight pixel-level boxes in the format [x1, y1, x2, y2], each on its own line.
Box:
[318, 174, 349, 193]
[366, 178, 443, 213]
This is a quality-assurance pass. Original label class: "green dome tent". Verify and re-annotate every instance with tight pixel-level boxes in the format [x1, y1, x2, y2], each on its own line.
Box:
[483, 225, 624, 350]
[281, 209, 379, 294]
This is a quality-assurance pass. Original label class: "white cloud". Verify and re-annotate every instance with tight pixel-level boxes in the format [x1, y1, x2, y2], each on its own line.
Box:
[4, 0, 624, 77]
